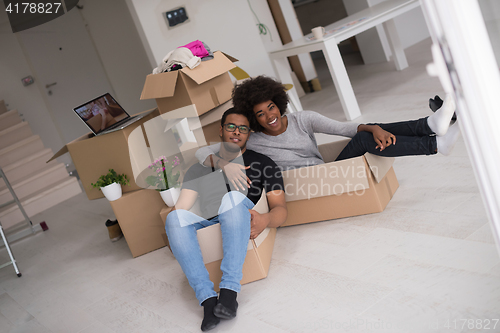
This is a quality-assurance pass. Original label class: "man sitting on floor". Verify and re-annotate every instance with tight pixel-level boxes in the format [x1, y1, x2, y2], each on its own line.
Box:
[165, 107, 287, 331]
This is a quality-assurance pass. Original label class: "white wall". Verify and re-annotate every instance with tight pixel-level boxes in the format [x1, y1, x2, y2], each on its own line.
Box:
[248, 0, 282, 55]
[77, 0, 156, 114]
[249, 0, 318, 82]
[126, 0, 276, 78]
[0, 6, 65, 154]
[343, 0, 430, 64]
[0, 0, 156, 157]
[392, 5, 430, 49]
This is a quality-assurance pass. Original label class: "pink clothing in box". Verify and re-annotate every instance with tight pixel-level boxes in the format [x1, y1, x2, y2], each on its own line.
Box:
[180, 40, 209, 58]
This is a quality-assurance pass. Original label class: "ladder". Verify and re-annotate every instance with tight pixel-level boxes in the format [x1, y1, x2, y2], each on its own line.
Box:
[0, 167, 49, 277]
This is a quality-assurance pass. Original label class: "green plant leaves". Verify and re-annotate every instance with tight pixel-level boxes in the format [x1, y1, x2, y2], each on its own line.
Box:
[91, 169, 130, 189]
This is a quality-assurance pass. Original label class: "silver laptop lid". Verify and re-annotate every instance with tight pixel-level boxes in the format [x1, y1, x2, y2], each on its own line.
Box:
[73, 93, 130, 135]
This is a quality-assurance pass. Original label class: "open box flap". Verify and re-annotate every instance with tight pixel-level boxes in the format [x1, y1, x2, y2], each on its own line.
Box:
[158, 104, 202, 132]
[159, 104, 199, 120]
[198, 226, 270, 264]
[318, 138, 351, 162]
[140, 71, 179, 100]
[197, 190, 269, 264]
[199, 100, 233, 127]
[46, 132, 93, 162]
[181, 51, 236, 85]
[364, 153, 395, 183]
[220, 51, 239, 63]
[317, 139, 395, 183]
[281, 156, 370, 202]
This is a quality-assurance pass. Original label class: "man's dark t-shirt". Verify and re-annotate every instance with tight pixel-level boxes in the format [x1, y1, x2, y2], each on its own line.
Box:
[182, 149, 284, 219]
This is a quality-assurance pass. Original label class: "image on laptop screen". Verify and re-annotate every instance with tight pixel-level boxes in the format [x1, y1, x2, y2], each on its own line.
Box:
[74, 93, 129, 135]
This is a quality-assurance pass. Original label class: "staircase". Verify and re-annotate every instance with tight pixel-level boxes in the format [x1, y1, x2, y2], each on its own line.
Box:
[0, 101, 82, 230]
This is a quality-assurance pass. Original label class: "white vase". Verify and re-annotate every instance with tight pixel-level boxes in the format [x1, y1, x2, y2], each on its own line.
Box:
[160, 187, 180, 207]
[101, 182, 122, 201]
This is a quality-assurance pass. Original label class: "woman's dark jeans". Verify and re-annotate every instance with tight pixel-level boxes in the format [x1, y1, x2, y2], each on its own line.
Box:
[335, 117, 438, 161]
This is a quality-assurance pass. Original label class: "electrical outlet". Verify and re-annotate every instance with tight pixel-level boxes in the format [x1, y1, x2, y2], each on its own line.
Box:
[165, 6, 189, 29]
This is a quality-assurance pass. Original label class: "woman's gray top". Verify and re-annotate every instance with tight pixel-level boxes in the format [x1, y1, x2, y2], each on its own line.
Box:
[195, 111, 360, 169]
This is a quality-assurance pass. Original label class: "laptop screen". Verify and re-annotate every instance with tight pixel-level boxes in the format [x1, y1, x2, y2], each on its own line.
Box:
[73, 93, 130, 135]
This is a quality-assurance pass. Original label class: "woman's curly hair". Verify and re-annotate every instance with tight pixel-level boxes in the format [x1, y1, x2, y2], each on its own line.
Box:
[232, 75, 288, 132]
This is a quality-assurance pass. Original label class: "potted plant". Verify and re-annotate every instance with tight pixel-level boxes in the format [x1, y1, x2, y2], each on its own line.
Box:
[91, 169, 130, 201]
[146, 155, 181, 206]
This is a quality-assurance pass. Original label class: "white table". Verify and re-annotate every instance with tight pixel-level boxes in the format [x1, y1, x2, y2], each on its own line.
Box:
[269, 0, 421, 120]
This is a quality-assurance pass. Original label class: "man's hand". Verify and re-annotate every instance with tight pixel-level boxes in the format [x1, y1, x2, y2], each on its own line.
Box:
[221, 161, 251, 191]
[249, 209, 269, 239]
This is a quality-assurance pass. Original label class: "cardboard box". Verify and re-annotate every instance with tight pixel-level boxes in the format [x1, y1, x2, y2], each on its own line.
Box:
[0, 100, 7, 115]
[140, 51, 237, 116]
[195, 100, 233, 145]
[48, 108, 160, 200]
[125, 103, 231, 189]
[160, 191, 274, 289]
[110, 189, 169, 258]
[281, 138, 399, 226]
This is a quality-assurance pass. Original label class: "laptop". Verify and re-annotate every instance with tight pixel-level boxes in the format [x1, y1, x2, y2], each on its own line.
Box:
[73, 93, 152, 136]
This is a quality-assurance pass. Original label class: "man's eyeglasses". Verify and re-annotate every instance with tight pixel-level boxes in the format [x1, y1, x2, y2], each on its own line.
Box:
[223, 123, 250, 134]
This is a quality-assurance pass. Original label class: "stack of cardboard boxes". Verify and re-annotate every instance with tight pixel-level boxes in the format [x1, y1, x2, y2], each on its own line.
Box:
[48, 51, 240, 260]
[49, 51, 399, 289]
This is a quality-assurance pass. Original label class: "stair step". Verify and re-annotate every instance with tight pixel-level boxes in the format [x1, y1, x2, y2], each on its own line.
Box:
[0, 177, 82, 230]
[0, 163, 69, 205]
[0, 109, 21, 132]
[0, 135, 45, 168]
[0, 149, 56, 187]
[0, 122, 32, 150]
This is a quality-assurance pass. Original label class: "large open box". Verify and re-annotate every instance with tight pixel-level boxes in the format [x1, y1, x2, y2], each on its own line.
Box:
[140, 51, 237, 116]
[160, 191, 274, 289]
[110, 188, 169, 258]
[281, 138, 399, 226]
[48, 108, 160, 200]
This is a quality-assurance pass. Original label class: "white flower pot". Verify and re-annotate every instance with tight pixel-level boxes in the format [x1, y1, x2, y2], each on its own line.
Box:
[101, 182, 122, 201]
[160, 187, 180, 207]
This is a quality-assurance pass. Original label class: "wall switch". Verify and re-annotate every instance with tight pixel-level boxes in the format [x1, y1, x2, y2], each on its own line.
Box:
[165, 7, 189, 29]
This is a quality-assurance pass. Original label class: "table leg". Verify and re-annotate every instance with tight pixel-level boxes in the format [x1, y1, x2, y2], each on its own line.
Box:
[383, 18, 409, 71]
[322, 41, 361, 121]
[271, 57, 303, 112]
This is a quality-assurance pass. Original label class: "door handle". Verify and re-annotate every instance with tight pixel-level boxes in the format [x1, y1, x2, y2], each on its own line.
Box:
[45, 82, 57, 89]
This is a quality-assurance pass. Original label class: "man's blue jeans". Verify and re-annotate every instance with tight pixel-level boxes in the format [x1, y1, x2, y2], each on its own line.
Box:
[336, 117, 438, 161]
[165, 191, 253, 305]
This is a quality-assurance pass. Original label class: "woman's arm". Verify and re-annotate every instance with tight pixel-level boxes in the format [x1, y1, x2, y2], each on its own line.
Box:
[299, 111, 395, 151]
[297, 111, 360, 138]
[195, 143, 221, 167]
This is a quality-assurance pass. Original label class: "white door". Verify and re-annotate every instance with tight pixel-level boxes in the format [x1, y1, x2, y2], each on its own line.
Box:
[17, 8, 114, 143]
[421, 0, 500, 250]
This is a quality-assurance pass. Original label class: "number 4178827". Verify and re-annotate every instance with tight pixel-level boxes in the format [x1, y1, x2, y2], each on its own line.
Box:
[5, 2, 62, 14]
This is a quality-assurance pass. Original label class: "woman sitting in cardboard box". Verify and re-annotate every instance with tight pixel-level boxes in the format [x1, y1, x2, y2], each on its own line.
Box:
[195, 76, 459, 189]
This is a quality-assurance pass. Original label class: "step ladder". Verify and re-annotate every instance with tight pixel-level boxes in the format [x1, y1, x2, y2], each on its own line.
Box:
[0, 166, 49, 277]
